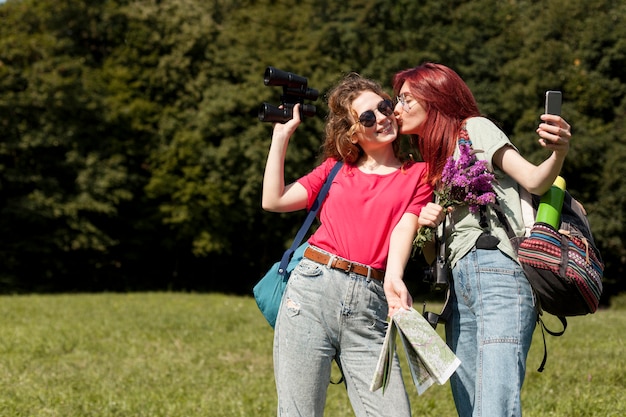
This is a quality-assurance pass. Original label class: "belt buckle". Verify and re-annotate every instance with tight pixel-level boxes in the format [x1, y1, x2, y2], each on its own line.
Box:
[343, 261, 353, 273]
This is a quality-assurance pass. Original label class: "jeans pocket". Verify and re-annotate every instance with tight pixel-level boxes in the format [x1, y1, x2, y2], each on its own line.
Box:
[293, 259, 323, 280]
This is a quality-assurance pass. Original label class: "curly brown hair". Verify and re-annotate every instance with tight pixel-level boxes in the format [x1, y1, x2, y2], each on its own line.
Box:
[321, 73, 399, 165]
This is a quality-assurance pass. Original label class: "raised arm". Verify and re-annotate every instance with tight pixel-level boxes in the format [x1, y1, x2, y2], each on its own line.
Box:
[494, 114, 571, 195]
[262, 104, 309, 213]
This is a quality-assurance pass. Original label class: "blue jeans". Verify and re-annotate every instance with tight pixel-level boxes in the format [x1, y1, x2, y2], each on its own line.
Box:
[273, 256, 411, 417]
[446, 248, 537, 417]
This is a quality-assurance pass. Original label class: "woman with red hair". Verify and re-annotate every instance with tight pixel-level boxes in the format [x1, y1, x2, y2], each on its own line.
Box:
[393, 62, 572, 416]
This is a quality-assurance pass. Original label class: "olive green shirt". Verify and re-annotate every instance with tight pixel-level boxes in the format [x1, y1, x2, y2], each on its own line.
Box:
[442, 117, 526, 268]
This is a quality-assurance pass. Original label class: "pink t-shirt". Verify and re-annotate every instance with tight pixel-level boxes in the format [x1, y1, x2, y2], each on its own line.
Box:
[297, 158, 432, 270]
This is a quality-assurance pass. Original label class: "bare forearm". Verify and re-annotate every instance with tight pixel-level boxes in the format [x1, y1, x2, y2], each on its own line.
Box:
[261, 135, 289, 211]
[261, 106, 307, 212]
[386, 214, 419, 281]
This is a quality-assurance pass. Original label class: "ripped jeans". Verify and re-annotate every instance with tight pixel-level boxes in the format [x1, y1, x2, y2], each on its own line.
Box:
[446, 248, 537, 417]
[273, 256, 411, 417]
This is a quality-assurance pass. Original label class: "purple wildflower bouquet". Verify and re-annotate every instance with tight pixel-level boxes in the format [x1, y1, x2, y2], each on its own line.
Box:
[413, 143, 496, 250]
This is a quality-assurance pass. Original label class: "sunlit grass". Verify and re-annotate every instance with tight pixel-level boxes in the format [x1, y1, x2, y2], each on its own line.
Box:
[0, 292, 623, 416]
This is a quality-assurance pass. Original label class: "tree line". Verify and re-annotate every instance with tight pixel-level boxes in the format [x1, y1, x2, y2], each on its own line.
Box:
[0, 0, 624, 302]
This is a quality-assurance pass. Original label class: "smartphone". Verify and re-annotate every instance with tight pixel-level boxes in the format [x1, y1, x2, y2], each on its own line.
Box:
[545, 90, 562, 116]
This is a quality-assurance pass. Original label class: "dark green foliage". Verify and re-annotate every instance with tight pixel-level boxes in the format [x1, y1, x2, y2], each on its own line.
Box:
[0, 0, 624, 299]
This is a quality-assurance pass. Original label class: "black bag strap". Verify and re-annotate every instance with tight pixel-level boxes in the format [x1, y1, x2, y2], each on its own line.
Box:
[536, 316, 567, 372]
[422, 215, 451, 328]
[277, 160, 343, 275]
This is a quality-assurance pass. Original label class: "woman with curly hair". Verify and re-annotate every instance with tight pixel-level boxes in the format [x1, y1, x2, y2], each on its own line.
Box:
[262, 73, 432, 416]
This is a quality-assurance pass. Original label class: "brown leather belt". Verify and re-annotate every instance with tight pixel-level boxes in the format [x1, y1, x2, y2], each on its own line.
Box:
[303, 246, 385, 281]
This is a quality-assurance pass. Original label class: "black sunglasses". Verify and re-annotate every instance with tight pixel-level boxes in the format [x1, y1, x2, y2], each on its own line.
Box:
[357, 99, 394, 127]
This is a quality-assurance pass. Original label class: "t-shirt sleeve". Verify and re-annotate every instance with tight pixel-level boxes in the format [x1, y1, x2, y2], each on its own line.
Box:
[465, 117, 518, 171]
[296, 158, 338, 210]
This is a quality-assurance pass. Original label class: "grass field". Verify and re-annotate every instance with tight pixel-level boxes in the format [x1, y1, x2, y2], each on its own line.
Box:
[0, 292, 624, 416]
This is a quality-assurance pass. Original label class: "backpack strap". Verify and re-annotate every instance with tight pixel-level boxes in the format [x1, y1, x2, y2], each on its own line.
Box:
[536, 316, 567, 372]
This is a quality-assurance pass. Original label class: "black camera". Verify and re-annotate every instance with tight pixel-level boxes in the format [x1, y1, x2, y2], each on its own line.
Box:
[258, 66, 319, 123]
[423, 232, 449, 292]
[423, 254, 449, 292]
[422, 231, 450, 329]
[422, 258, 449, 329]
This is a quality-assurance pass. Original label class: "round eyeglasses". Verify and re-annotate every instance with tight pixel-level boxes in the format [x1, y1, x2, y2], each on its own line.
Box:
[357, 99, 394, 127]
[396, 94, 417, 113]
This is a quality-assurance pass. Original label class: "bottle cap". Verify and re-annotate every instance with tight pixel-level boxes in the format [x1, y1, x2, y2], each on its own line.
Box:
[553, 176, 566, 190]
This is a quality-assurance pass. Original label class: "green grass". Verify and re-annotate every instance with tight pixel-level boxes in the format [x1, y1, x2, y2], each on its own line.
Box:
[0, 292, 624, 416]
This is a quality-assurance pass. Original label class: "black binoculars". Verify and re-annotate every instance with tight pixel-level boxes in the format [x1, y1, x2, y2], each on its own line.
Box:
[258, 66, 319, 123]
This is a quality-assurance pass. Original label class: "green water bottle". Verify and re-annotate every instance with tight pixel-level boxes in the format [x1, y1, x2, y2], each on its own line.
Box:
[535, 176, 566, 229]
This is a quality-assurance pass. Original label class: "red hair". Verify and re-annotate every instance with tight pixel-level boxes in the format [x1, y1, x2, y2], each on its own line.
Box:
[393, 63, 480, 185]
